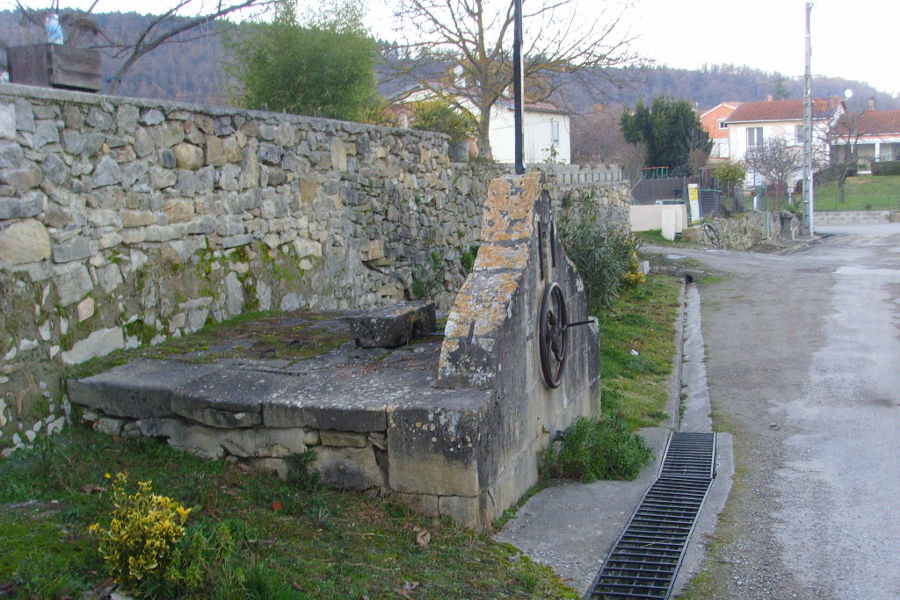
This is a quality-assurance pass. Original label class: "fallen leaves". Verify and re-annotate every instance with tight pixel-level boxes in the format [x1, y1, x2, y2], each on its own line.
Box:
[413, 526, 431, 548]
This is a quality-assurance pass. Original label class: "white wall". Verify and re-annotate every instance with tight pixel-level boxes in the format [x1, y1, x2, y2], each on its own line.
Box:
[630, 204, 687, 238]
[490, 107, 571, 164]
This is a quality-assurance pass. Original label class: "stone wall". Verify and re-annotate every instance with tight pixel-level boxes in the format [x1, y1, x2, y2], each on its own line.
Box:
[435, 173, 601, 527]
[0, 84, 628, 455]
[681, 211, 792, 250]
[814, 210, 900, 226]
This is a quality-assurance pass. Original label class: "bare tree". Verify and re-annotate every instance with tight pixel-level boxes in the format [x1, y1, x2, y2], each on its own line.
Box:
[571, 102, 644, 182]
[825, 111, 866, 204]
[744, 137, 804, 200]
[388, 0, 642, 158]
[11, 1, 278, 94]
[572, 103, 625, 163]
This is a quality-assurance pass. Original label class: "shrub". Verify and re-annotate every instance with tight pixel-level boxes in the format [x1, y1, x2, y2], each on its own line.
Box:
[460, 244, 480, 274]
[872, 161, 900, 176]
[411, 250, 445, 299]
[711, 161, 746, 191]
[89, 473, 192, 589]
[541, 415, 654, 482]
[411, 99, 476, 142]
[558, 200, 643, 314]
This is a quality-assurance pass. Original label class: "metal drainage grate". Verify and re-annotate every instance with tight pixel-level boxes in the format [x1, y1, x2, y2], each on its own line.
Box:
[590, 432, 716, 599]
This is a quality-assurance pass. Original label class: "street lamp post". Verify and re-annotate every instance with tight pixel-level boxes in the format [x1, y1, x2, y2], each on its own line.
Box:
[513, 0, 525, 175]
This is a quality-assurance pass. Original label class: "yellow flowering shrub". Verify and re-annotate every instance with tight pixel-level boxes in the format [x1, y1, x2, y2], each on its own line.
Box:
[624, 248, 646, 287]
[89, 473, 192, 589]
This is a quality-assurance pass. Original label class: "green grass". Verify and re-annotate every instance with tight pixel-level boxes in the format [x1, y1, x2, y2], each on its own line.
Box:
[633, 229, 695, 247]
[814, 174, 900, 211]
[541, 416, 655, 482]
[538, 275, 681, 485]
[598, 275, 681, 430]
[0, 430, 578, 600]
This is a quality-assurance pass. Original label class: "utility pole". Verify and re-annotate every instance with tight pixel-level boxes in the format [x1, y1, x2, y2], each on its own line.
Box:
[513, 0, 525, 175]
[803, 2, 815, 236]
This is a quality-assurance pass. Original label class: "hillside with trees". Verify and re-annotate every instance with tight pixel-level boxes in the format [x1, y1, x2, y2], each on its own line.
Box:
[0, 10, 895, 114]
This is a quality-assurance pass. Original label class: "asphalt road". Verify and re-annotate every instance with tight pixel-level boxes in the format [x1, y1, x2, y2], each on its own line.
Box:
[667, 224, 900, 599]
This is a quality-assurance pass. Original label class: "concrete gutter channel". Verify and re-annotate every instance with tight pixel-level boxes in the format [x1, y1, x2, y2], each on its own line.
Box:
[496, 278, 734, 598]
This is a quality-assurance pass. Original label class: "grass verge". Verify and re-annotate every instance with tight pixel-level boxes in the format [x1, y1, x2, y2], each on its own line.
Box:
[633, 229, 695, 247]
[0, 430, 578, 600]
[599, 275, 681, 430]
[814, 174, 900, 211]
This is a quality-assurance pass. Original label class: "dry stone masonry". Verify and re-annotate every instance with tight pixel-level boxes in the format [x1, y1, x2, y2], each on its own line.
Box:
[0, 82, 626, 457]
[67, 173, 601, 531]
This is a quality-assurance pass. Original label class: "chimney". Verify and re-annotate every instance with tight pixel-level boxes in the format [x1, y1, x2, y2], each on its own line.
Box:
[766, 95, 773, 102]
[868, 97, 876, 111]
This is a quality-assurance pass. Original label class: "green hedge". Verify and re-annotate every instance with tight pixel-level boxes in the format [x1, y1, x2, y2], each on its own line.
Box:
[872, 161, 900, 176]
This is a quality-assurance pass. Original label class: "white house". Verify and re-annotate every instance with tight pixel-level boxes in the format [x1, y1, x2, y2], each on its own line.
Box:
[487, 99, 571, 164]
[400, 84, 571, 164]
[725, 97, 844, 186]
[830, 110, 900, 172]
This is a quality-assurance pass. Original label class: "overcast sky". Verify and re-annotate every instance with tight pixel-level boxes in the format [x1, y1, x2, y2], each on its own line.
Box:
[7, 0, 899, 97]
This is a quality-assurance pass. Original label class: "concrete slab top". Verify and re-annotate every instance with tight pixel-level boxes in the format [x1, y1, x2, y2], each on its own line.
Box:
[68, 310, 492, 433]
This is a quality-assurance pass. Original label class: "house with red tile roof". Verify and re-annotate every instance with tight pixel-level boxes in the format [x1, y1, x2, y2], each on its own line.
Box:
[699, 101, 741, 160]
[830, 110, 900, 172]
[725, 97, 844, 185]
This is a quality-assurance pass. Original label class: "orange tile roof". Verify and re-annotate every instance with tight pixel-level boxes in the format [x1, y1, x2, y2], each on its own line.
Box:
[727, 97, 842, 123]
[853, 110, 900, 135]
[699, 101, 742, 119]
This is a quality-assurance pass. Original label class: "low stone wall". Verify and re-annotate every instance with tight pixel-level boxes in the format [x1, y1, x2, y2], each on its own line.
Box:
[681, 211, 792, 250]
[0, 83, 625, 455]
[814, 210, 900, 226]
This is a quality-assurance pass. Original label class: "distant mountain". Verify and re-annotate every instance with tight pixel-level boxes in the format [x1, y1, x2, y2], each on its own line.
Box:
[0, 10, 896, 113]
[556, 64, 899, 113]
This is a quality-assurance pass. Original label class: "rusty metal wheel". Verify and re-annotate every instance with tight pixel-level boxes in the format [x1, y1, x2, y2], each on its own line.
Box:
[539, 281, 568, 388]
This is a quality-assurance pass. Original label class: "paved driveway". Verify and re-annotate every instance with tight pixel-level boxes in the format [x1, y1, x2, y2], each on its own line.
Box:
[670, 224, 900, 599]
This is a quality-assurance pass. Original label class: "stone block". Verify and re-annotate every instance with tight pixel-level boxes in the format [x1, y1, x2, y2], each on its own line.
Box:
[219, 428, 307, 458]
[312, 445, 384, 490]
[0, 140, 23, 168]
[438, 495, 481, 530]
[33, 120, 59, 148]
[246, 457, 289, 479]
[263, 398, 387, 432]
[386, 400, 487, 498]
[55, 264, 93, 306]
[392, 492, 439, 518]
[52, 236, 92, 263]
[92, 155, 122, 188]
[122, 210, 156, 228]
[150, 166, 177, 189]
[319, 430, 367, 448]
[41, 153, 68, 185]
[61, 327, 124, 365]
[180, 407, 262, 429]
[76, 297, 95, 322]
[174, 142, 204, 170]
[2, 165, 42, 192]
[94, 417, 124, 436]
[170, 368, 297, 417]
[349, 301, 437, 348]
[0, 103, 15, 140]
[0, 194, 43, 219]
[68, 359, 223, 418]
[163, 199, 194, 223]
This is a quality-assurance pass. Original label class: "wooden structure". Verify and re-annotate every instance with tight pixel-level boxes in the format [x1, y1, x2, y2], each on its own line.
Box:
[7, 44, 102, 92]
